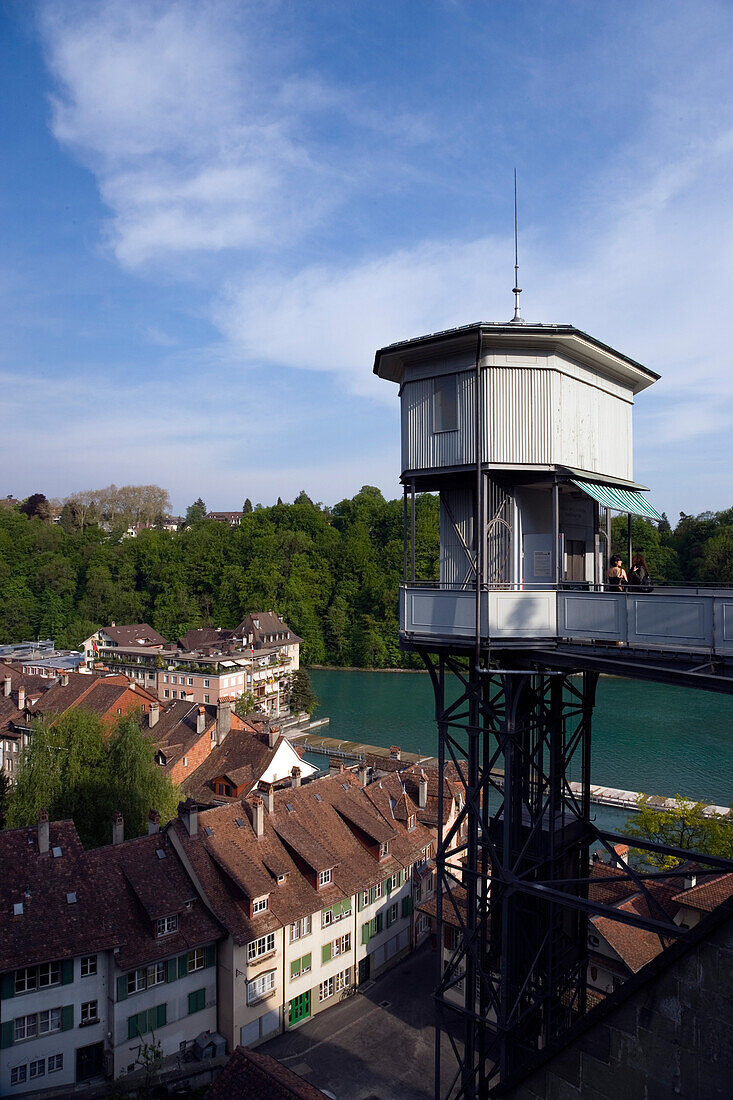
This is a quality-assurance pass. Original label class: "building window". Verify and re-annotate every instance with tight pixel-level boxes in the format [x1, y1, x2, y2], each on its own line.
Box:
[290, 953, 312, 980]
[318, 868, 332, 888]
[188, 948, 205, 973]
[253, 896, 269, 914]
[15, 962, 60, 994]
[247, 932, 276, 962]
[48, 1054, 63, 1073]
[386, 902, 399, 927]
[374, 881, 383, 900]
[204, 694, 210, 703]
[433, 375, 458, 432]
[14, 1008, 61, 1042]
[80, 955, 97, 977]
[163, 675, 169, 683]
[183, 756, 188, 768]
[30, 1060, 45, 1080]
[290, 916, 311, 942]
[164, 689, 169, 698]
[148, 962, 166, 987]
[335, 967, 351, 993]
[171, 676, 177, 684]
[188, 988, 206, 1014]
[172, 690, 177, 698]
[156, 915, 178, 937]
[188, 677, 194, 685]
[379, 841, 390, 859]
[247, 971, 276, 1005]
[408, 814, 416, 830]
[10, 1066, 27, 1086]
[127, 968, 146, 995]
[319, 976, 334, 1002]
[204, 679, 210, 688]
[333, 932, 351, 957]
[80, 1000, 98, 1025]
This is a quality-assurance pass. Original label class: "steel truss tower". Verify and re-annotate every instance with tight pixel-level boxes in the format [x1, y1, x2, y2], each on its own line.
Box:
[421, 648, 729, 1100]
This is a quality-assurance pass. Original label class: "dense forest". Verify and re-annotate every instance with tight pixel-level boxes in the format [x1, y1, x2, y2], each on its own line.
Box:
[1, 489, 731, 668]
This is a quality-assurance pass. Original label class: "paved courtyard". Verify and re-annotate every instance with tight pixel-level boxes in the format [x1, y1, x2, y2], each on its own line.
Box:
[260, 942, 459, 1100]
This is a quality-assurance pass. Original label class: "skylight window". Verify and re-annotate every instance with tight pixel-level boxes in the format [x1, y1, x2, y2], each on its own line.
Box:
[342, 783, 349, 790]
[235, 817, 244, 828]
[315, 793, 322, 802]
[286, 803, 294, 813]
[203, 826, 214, 837]
[156, 849, 166, 860]
[66, 892, 77, 905]
[13, 902, 23, 916]
[52, 847, 62, 858]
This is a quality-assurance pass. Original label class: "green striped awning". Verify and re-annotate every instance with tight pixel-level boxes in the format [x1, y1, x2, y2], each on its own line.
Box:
[571, 479, 663, 522]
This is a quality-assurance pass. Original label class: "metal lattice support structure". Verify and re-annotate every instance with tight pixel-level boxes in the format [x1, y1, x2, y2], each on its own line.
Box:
[420, 649, 729, 1100]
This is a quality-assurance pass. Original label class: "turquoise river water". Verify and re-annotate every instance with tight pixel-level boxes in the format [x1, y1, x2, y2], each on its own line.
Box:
[310, 669, 732, 810]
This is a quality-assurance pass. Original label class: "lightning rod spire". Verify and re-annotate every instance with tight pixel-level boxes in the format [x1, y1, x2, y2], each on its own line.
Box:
[511, 168, 524, 324]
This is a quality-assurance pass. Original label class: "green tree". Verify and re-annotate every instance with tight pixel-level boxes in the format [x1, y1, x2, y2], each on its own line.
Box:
[235, 690, 260, 717]
[20, 493, 52, 521]
[243, 498, 253, 513]
[7, 709, 179, 848]
[288, 669, 318, 716]
[184, 498, 207, 526]
[623, 794, 733, 869]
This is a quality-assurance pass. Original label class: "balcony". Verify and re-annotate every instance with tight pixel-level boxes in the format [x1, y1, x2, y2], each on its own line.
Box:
[400, 584, 733, 657]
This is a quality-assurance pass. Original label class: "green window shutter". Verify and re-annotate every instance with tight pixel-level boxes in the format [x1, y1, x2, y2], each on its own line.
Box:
[406, 896, 413, 915]
[139, 1010, 149, 1036]
[205, 943, 216, 969]
[361, 921, 370, 945]
[357, 892, 364, 913]
[117, 975, 128, 1002]
[154, 1003, 167, 1029]
[369, 886, 376, 905]
[61, 958, 74, 985]
[290, 959, 299, 978]
[322, 943, 332, 964]
[127, 1014, 138, 1041]
[386, 908, 393, 928]
[61, 1004, 74, 1031]
[375, 913, 383, 934]
[166, 959, 177, 983]
[0, 973, 14, 1000]
[303, 953, 311, 971]
[188, 988, 205, 1015]
[386, 877, 392, 896]
[0, 1020, 13, 1048]
[178, 954, 188, 979]
[402, 896, 411, 918]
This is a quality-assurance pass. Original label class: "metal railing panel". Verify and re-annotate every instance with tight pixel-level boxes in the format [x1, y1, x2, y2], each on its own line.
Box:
[488, 591, 556, 638]
[557, 591, 625, 641]
[627, 593, 713, 650]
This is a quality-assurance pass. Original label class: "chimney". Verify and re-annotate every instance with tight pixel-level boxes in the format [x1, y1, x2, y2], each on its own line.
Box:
[3, 675, 11, 697]
[148, 809, 160, 835]
[684, 871, 697, 891]
[264, 784, 274, 814]
[112, 810, 124, 846]
[389, 745, 401, 761]
[329, 756, 342, 775]
[268, 724, 280, 749]
[179, 799, 198, 837]
[419, 771, 428, 810]
[61, 672, 69, 687]
[291, 766, 301, 788]
[252, 796, 264, 837]
[149, 702, 160, 727]
[17, 686, 25, 711]
[358, 763, 369, 788]
[38, 808, 50, 855]
[216, 699, 231, 745]
[197, 706, 206, 735]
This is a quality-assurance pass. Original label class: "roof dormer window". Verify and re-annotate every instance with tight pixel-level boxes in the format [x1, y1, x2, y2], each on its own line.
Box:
[408, 815, 416, 831]
[156, 915, 178, 937]
[379, 841, 390, 859]
[252, 896, 269, 914]
[318, 868, 333, 889]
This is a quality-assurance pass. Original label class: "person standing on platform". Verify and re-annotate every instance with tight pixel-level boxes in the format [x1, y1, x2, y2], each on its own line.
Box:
[606, 555, 627, 590]
[628, 552, 653, 590]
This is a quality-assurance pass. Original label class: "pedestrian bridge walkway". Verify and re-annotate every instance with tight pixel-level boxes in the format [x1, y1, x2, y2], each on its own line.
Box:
[401, 584, 733, 657]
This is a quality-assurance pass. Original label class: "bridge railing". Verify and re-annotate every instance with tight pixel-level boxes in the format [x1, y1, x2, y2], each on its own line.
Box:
[400, 583, 733, 655]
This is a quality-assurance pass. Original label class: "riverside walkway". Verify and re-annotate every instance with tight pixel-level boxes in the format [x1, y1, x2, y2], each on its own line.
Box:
[289, 731, 730, 818]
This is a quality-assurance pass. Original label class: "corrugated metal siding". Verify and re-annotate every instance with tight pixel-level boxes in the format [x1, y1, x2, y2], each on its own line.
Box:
[483, 368, 553, 464]
[401, 372, 475, 472]
[440, 487, 474, 588]
[553, 374, 632, 480]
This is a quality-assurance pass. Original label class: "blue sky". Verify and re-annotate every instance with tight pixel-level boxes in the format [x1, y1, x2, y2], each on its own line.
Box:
[2, 0, 733, 518]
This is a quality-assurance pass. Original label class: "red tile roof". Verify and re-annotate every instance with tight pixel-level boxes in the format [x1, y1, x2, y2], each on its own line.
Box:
[205, 1046, 326, 1099]
[672, 872, 733, 913]
[102, 623, 168, 647]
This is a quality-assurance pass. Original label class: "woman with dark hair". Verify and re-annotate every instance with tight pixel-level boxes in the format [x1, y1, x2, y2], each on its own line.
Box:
[606, 555, 627, 590]
[628, 552, 652, 589]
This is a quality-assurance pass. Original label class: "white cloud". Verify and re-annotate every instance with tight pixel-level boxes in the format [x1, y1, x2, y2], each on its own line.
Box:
[39, 0, 344, 267]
